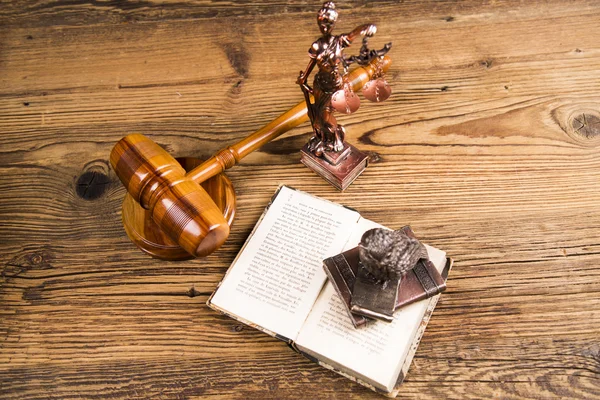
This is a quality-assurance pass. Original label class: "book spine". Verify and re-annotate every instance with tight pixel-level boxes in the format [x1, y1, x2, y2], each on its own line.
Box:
[413, 261, 444, 297]
[322, 256, 367, 328]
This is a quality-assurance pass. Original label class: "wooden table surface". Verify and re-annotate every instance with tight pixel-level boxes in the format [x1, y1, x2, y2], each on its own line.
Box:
[1, 1, 599, 399]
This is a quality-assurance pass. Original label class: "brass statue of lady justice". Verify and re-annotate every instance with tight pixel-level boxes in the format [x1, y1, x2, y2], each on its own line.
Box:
[297, 2, 392, 190]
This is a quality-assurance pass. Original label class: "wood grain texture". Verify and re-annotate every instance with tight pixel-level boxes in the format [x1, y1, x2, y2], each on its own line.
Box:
[1, 0, 599, 398]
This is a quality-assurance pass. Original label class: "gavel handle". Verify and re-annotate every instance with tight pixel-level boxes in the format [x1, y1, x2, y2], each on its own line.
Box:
[187, 55, 392, 183]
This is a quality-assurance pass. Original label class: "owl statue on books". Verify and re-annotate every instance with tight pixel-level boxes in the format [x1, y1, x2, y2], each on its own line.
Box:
[358, 228, 428, 282]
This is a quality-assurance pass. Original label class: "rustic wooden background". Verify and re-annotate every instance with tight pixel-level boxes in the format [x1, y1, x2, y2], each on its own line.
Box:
[1, 1, 599, 399]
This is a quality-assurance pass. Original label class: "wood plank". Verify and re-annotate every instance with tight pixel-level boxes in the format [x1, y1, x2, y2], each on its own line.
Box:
[1, 0, 599, 398]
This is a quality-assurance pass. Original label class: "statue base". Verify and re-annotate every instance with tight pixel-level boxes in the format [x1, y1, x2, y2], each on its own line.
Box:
[300, 143, 368, 191]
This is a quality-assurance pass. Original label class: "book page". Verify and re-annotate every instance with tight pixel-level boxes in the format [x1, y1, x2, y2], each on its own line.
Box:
[295, 218, 446, 391]
[210, 186, 360, 341]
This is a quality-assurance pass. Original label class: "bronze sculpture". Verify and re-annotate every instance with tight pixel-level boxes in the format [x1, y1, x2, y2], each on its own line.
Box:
[297, 1, 391, 190]
[351, 228, 429, 321]
[323, 226, 447, 326]
[358, 228, 428, 282]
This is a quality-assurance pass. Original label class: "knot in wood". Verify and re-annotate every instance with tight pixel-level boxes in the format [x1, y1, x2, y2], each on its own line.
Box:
[76, 160, 111, 200]
[571, 113, 600, 139]
[4, 249, 53, 279]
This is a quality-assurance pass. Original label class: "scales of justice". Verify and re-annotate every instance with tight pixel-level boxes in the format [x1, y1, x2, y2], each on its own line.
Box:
[109, 1, 392, 260]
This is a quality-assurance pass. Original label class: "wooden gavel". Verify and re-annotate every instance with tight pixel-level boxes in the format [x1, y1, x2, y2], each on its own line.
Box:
[110, 56, 391, 260]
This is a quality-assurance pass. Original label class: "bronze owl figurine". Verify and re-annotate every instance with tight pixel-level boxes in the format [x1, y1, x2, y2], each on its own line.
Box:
[358, 228, 428, 281]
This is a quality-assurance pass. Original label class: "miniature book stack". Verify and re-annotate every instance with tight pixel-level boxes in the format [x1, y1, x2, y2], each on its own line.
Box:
[208, 186, 452, 397]
[323, 226, 451, 328]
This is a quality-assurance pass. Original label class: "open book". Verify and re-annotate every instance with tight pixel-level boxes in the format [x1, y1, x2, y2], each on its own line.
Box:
[208, 186, 450, 396]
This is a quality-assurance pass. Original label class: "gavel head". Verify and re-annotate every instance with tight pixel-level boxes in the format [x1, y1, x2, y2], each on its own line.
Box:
[110, 134, 230, 257]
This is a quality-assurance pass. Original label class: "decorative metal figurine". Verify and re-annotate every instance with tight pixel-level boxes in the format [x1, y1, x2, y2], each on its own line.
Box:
[358, 228, 428, 283]
[351, 228, 428, 321]
[297, 1, 392, 190]
[323, 226, 447, 327]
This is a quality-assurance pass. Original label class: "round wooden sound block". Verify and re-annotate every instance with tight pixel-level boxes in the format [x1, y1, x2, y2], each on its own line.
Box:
[121, 158, 236, 260]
